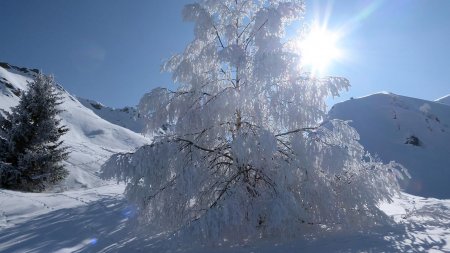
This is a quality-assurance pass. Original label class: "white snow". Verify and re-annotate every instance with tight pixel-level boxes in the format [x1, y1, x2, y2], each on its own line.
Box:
[0, 65, 33, 91]
[1, 64, 450, 252]
[59, 94, 148, 189]
[1, 189, 449, 252]
[77, 97, 145, 133]
[0, 64, 149, 190]
[435, 94, 450, 106]
[329, 92, 450, 199]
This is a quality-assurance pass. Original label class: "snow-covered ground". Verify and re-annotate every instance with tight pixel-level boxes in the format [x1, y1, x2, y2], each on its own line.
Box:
[0, 188, 449, 252]
[1, 63, 449, 252]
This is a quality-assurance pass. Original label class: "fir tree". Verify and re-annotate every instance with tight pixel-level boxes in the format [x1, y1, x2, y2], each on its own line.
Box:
[0, 74, 69, 192]
[102, 0, 406, 242]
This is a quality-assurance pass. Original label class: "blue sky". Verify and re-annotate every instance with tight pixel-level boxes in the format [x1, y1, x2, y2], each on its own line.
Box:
[0, 0, 449, 108]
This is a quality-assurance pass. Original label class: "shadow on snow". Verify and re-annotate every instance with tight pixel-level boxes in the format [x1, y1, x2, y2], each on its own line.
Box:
[0, 197, 448, 253]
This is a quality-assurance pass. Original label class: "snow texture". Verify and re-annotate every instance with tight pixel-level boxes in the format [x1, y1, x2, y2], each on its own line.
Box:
[77, 97, 145, 134]
[103, 0, 405, 243]
[329, 93, 450, 199]
[0, 189, 449, 252]
[1, 74, 69, 191]
[1, 5, 450, 250]
[0, 65, 449, 252]
[0, 63, 149, 190]
[435, 94, 450, 106]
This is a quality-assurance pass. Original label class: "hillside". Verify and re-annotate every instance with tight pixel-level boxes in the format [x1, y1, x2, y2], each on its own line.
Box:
[77, 97, 145, 133]
[0, 62, 149, 190]
[329, 92, 450, 199]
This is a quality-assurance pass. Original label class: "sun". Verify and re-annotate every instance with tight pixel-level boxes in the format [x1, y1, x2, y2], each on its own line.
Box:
[298, 24, 342, 76]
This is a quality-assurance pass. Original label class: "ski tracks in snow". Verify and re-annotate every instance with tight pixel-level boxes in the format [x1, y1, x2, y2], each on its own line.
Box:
[0, 184, 125, 230]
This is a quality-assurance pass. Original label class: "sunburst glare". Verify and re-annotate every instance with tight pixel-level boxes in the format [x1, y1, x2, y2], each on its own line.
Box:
[298, 24, 343, 76]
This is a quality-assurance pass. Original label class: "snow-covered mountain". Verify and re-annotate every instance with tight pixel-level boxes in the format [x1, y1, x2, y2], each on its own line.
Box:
[0, 62, 149, 190]
[77, 97, 145, 133]
[436, 94, 450, 106]
[1, 63, 450, 251]
[329, 92, 450, 199]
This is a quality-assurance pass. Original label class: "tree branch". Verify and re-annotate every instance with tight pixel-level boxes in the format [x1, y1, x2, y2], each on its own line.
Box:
[213, 24, 225, 49]
[275, 127, 318, 137]
[176, 137, 234, 161]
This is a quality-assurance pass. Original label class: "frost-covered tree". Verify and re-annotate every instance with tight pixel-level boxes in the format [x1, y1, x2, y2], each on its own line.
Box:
[102, 0, 406, 241]
[0, 74, 69, 192]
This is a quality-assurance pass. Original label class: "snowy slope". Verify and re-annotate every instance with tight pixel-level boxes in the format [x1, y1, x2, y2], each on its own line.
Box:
[0, 62, 149, 190]
[77, 97, 145, 133]
[329, 92, 450, 199]
[0, 62, 37, 110]
[436, 94, 450, 106]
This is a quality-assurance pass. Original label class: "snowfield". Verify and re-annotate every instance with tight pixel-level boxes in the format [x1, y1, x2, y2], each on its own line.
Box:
[1, 63, 449, 252]
[0, 188, 449, 252]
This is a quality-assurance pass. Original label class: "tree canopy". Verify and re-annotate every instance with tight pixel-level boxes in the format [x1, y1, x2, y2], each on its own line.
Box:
[102, 0, 406, 242]
[0, 74, 69, 192]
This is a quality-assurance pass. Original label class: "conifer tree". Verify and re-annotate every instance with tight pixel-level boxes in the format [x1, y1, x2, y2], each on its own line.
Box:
[0, 74, 69, 192]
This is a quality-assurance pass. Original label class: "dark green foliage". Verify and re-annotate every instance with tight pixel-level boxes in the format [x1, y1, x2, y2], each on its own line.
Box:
[0, 74, 69, 192]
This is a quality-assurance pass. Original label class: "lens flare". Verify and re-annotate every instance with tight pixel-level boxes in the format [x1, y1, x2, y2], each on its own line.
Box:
[90, 238, 98, 245]
[298, 24, 342, 76]
[122, 204, 137, 219]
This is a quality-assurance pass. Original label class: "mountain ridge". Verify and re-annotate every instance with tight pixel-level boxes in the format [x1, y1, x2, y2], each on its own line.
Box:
[436, 94, 450, 105]
[77, 97, 145, 133]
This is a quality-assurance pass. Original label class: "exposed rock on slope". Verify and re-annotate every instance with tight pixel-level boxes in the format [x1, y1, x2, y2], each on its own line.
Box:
[329, 92, 450, 199]
[77, 97, 145, 133]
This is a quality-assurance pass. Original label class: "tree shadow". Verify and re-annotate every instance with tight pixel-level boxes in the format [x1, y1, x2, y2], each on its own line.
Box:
[0, 197, 448, 252]
[182, 220, 448, 253]
[265, 200, 450, 253]
[0, 197, 136, 253]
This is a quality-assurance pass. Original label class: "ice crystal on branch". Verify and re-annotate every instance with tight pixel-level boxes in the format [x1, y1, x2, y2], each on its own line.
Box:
[102, 0, 405, 242]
